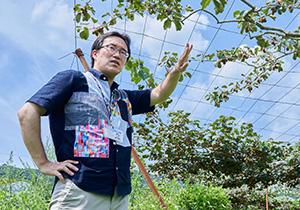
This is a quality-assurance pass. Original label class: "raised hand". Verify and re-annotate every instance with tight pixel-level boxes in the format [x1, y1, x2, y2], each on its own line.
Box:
[173, 43, 193, 74]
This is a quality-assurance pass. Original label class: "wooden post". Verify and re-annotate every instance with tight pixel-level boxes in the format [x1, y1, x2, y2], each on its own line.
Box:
[75, 48, 167, 210]
[131, 147, 167, 209]
[266, 187, 269, 210]
[75, 49, 90, 71]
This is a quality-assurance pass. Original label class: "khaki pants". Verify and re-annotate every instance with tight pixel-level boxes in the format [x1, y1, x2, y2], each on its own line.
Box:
[49, 178, 128, 210]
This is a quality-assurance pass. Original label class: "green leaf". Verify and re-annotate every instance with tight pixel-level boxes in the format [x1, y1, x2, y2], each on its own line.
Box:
[219, 0, 227, 5]
[102, 12, 110, 18]
[186, 72, 192, 78]
[205, 94, 210, 101]
[79, 28, 89, 40]
[251, 24, 258, 32]
[139, 62, 144, 70]
[212, 0, 225, 15]
[161, 55, 168, 63]
[262, 8, 270, 16]
[174, 21, 182, 31]
[256, 37, 269, 48]
[132, 75, 141, 84]
[185, 5, 194, 12]
[240, 22, 248, 34]
[138, 84, 145, 90]
[237, 10, 246, 19]
[179, 74, 184, 82]
[163, 18, 172, 30]
[74, 4, 81, 12]
[91, 17, 98, 24]
[233, 10, 240, 18]
[293, 53, 297, 60]
[217, 54, 226, 59]
[82, 13, 91, 21]
[201, 0, 212, 10]
[125, 60, 133, 70]
[138, 70, 150, 80]
[266, 0, 272, 5]
[214, 61, 222, 68]
[76, 13, 81, 23]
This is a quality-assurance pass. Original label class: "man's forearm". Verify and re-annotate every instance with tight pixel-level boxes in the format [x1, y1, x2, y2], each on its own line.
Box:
[150, 70, 181, 106]
[18, 102, 49, 169]
[18, 102, 79, 183]
[150, 43, 193, 106]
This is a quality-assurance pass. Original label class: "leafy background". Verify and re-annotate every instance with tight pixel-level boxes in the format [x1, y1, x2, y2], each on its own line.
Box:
[1, 0, 300, 208]
[1, 0, 300, 167]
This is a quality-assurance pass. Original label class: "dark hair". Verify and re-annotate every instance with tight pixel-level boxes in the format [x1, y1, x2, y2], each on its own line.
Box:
[90, 31, 131, 67]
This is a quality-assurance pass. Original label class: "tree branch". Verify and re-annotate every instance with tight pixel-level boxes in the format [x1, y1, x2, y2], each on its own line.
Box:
[204, 10, 245, 24]
[241, 0, 256, 10]
[182, 0, 300, 39]
[244, 15, 300, 38]
[181, 8, 202, 21]
[239, 0, 300, 38]
[182, 8, 245, 24]
[249, 31, 287, 40]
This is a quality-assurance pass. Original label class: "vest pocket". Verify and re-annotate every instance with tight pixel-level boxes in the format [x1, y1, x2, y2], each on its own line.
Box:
[74, 120, 109, 158]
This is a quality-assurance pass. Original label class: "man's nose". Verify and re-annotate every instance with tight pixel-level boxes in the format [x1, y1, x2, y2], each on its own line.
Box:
[112, 50, 121, 58]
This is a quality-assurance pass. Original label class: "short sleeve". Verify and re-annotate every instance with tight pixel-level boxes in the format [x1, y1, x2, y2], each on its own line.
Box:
[124, 89, 155, 115]
[27, 70, 86, 115]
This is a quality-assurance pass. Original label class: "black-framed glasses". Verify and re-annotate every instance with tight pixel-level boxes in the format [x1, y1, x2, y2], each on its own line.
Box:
[100, 44, 129, 59]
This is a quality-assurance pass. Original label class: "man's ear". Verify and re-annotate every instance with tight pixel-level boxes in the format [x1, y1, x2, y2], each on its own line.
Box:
[91, 49, 98, 60]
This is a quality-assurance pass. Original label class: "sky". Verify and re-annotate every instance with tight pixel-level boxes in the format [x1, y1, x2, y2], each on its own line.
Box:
[1, 0, 300, 168]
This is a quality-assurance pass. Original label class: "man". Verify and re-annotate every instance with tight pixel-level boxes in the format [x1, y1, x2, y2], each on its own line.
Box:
[18, 31, 192, 209]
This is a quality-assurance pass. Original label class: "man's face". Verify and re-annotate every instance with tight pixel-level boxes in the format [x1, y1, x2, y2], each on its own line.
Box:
[92, 36, 128, 80]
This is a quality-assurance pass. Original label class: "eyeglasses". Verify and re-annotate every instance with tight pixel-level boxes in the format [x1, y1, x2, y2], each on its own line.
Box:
[100, 44, 129, 59]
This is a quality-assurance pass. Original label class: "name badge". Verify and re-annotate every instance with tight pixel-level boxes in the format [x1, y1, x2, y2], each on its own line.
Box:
[104, 126, 123, 143]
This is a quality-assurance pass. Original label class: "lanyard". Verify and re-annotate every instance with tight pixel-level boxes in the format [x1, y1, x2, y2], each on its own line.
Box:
[89, 72, 114, 126]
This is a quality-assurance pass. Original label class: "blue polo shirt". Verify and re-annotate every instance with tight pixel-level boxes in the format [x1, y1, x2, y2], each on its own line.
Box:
[28, 68, 154, 196]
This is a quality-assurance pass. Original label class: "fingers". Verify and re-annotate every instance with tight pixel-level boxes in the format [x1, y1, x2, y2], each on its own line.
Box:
[175, 43, 193, 73]
[179, 44, 189, 62]
[185, 43, 193, 61]
[179, 43, 193, 65]
[55, 171, 66, 184]
[56, 160, 79, 183]
[64, 160, 79, 171]
[60, 160, 79, 176]
[182, 62, 189, 70]
[65, 159, 79, 164]
[39, 160, 79, 184]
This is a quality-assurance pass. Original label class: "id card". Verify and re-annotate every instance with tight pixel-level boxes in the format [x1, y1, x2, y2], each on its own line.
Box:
[104, 126, 123, 143]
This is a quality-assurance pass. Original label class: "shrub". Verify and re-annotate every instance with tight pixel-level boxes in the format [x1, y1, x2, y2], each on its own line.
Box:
[129, 171, 162, 210]
[228, 186, 300, 210]
[177, 180, 232, 210]
[0, 157, 53, 210]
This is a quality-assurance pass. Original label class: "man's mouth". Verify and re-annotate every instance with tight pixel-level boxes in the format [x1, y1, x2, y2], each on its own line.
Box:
[110, 60, 120, 66]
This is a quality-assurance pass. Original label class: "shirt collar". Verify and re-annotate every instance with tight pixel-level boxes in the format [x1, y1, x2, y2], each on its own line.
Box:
[89, 68, 119, 90]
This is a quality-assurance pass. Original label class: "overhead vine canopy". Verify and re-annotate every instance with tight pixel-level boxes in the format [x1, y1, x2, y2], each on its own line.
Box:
[72, 0, 300, 189]
[74, 0, 300, 144]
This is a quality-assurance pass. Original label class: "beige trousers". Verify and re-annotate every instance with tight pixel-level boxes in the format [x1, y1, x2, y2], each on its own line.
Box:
[49, 178, 128, 210]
